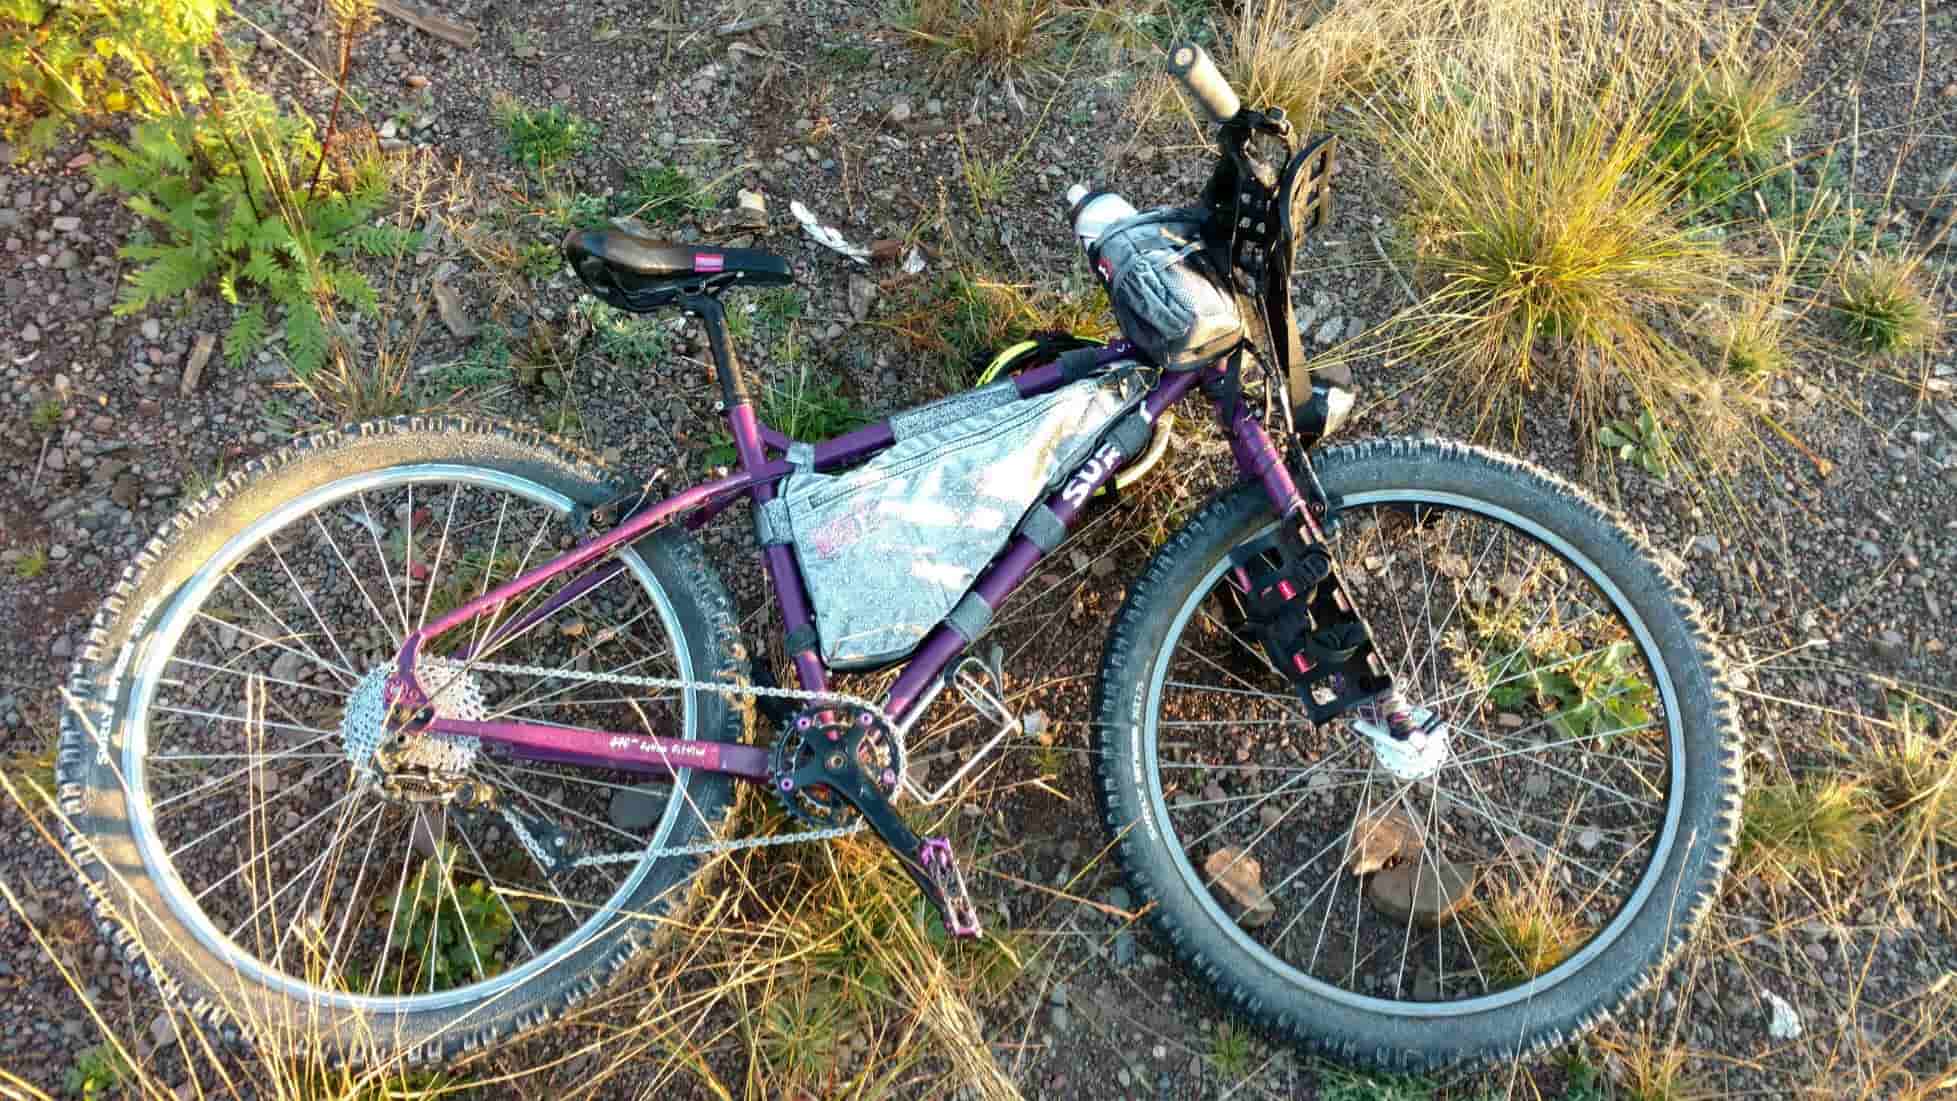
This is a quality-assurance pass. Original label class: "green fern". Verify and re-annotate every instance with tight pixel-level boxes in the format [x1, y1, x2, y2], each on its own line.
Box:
[225, 303, 268, 369]
[92, 92, 394, 379]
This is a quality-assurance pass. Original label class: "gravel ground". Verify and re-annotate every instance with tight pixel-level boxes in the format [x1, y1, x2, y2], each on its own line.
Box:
[3, 0, 1955, 1097]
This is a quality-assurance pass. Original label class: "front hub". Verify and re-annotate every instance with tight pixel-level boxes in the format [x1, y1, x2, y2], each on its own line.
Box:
[1350, 702, 1451, 782]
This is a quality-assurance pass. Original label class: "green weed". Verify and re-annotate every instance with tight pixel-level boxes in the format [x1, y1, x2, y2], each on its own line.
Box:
[1597, 407, 1676, 479]
[29, 398, 63, 433]
[620, 163, 716, 224]
[0, 0, 219, 150]
[1317, 1061, 1435, 1100]
[92, 88, 409, 377]
[519, 241, 562, 281]
[760, 365, 871, 442]
[1650, 60, 1803, 212]
[581, 299, 669, 368]
[495, 99, 593, 172]
[429, 325, 513, 392]
[64, 1043, 133, 1099]
[370, 841, 522, 993]
[11, 546, 49, 580]
[1210, 1020, 1253, 1077]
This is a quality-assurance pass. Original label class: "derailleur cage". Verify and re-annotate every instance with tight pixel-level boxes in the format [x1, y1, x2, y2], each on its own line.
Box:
[1232, 512, 1391, 725]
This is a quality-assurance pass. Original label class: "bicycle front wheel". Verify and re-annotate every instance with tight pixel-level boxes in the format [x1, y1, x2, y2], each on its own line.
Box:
[57, 417, 745, 1064]
[1093, 437, 1741, 1070]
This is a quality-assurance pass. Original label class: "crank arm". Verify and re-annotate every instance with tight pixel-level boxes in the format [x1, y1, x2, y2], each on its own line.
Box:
[790, 756, 983, 938]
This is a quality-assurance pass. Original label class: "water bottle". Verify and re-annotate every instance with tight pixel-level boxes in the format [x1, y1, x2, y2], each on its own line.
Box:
[1066, 185, 1137, 252]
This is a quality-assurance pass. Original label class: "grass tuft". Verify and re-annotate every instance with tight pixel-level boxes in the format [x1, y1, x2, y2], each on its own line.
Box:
[1219, 0, 1422, 132]
[905, 0, 1056, 72]
[1835, 257, 1940, 357]
[1738, 777, 1875, 883]
[1472, 883, 1582, 984]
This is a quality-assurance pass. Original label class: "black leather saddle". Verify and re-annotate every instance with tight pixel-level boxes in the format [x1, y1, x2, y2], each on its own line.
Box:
[563, 228, 793, 313]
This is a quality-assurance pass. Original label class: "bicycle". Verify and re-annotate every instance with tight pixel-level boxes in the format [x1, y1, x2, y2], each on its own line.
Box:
[55, 44, 1740, 1071]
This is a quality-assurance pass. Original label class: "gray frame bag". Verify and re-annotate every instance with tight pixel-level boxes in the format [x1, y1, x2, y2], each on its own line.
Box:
[1091, 208, 1244, 369]
[765, 366, 1150, 668]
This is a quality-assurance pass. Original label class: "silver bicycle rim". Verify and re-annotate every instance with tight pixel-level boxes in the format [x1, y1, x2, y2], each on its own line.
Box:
[121, 464, 695, 1013]
[1143, 488, 1685, 1016]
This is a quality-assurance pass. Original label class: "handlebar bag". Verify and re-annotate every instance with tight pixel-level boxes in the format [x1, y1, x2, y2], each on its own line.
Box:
[773, 364, 1149, 668]
[1091, 207, 1244, 369]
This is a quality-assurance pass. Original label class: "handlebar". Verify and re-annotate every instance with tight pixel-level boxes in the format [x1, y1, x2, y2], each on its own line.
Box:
[1166, 42, 1241, 124]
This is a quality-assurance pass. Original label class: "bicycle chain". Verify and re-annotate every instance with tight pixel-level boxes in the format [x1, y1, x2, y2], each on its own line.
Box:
[460, 658, 898, 868]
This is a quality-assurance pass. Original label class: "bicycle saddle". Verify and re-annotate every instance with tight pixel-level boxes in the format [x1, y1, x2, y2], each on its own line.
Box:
[563, 228, 792, 312]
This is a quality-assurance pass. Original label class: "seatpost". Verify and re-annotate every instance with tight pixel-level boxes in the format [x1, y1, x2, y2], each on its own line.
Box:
[684, 293, 749, 409]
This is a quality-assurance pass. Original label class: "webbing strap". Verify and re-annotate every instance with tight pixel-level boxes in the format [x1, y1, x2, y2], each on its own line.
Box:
[945, 593, 994, 643]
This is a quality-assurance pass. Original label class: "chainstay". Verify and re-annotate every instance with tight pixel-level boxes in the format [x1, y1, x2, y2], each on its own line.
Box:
[462, 657, 891, 865]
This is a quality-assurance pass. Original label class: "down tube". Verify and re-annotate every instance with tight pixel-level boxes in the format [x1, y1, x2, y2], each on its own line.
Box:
[882, 368, 1208, 718]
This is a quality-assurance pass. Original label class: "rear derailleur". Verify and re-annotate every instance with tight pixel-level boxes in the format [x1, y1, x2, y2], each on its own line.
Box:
[769, 704, 983, 939]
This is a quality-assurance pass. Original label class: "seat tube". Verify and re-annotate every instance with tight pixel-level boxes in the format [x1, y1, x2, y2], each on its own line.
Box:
[695, 294, 829, 694]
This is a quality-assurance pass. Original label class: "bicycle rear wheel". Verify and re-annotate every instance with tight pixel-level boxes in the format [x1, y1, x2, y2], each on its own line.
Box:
[1094, 437, 1741, 1069]
[58, 417, 745, 1064]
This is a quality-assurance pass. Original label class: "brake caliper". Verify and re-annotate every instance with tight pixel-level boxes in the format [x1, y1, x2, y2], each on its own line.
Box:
[1233, 511, 1392, 725]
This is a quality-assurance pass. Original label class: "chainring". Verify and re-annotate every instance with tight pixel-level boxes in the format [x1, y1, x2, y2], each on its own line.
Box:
[768, 705, 903, 827]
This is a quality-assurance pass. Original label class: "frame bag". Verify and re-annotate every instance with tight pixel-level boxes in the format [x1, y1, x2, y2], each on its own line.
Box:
[1091, 208, 1244, 369]
[773, 366, 1149, 668]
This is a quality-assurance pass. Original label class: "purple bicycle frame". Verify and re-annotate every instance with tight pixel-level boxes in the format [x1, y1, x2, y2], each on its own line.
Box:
[394, 343, 1314, 784]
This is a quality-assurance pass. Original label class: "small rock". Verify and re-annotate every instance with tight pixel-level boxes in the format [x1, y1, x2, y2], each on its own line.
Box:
[733, 188, 769, 229]
[869, 238, 904, 265]
[1577, 827, 1603, 852]
[52, 215, 81, 232]
[1765, 989, 1802, 1039]
[1496, 712, 1525, 729]
[847, 273, 878, 322]
[405, 74, 431, 88]
[1203, 847, 1275, 928]
[1113, 931, 1137, 966]
[111, 473, 141, 509]
[141, 317, 161, 341]
[609, 783, 672, 830]
[1050, 1003, 1071, 1033]
[432, 280, 478, 339]
[20, 322, 39, 343]
[1873, 630, 1908, 664]
[1522, 773, 1551, 799]
[1314, 316, 1343, 345]
[50, 636, 73, 659]
[1021, 710, 1048, 738]
[888, 99, 913, 125]
[1346, 806, 1424, 876]
[269, 648, 306, 683]
[1367, 859, 1475, 927]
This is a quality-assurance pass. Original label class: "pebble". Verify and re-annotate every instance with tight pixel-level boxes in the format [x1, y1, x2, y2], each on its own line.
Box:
[51, 215, 80, 232]
[1313, 316, 1344, 345]
[1050, 1004, 1071, 1033]
[1873, 630, 1907, 664]
[140, 318, 160, 341]
[20, 322, 38, 342]
[888, 99, 913, 124]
